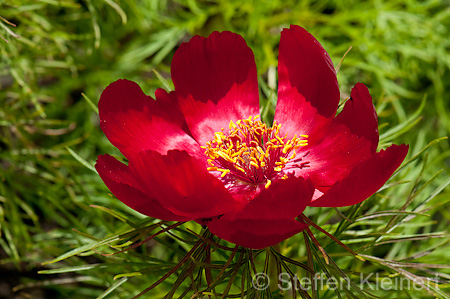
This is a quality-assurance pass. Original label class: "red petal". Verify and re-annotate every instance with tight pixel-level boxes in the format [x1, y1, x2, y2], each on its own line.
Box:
[297, 125, 373, 190]
[207, 177, 314, 249]
[171, 31, 260, 145]
[95, 154, 188, 221]
[154, 88, 184, 128]
[298, 83, 380, 188]
[129, 150, 239, 219]
[336, 83, 379, 152]
[99, 79, 200, 158]
[275, 25, 340, 145]
[155, 88, 195, 138]
[310, 144, 408, 207]
[209, 219, 308, 249]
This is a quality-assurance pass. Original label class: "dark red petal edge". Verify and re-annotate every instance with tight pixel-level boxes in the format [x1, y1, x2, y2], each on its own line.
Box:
[129, 150, 239, 219]
[335, 83, 379, 152]
[99, 79, 200, 158]
[297, 83, 380, 190]
[275, 25, 340, 145]
[95, 154, 189, 221]
[207, 176, 314, 249]
[209, 219, 308, 249]
[171, 31, 260, 145]
[310, 144, 409, 207]
[279, 25, 340, 117]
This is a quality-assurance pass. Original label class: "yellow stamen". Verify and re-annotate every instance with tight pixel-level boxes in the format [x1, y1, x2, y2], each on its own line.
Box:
[275, 135, 284, 144]
[202, 115, 308, 186]
[257, 146, 265, 155]
[235, 166, 246, 173]
[290, 151, 296, 160]
[229, 120, 236, 130]
[250, 161, 259, 169]
[282, 144, 292, 154]
[217, 151, 233, 162]
[218, 169, 230, 178]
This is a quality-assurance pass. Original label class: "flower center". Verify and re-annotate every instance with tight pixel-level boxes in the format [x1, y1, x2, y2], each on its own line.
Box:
[202, 115, 308, 189]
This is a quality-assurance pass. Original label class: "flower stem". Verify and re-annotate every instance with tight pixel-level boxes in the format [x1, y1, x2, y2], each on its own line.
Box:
[268, 244, 281, 292]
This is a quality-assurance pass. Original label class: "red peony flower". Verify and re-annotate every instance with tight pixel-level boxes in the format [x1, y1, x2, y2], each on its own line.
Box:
[95, 25, 408, 249]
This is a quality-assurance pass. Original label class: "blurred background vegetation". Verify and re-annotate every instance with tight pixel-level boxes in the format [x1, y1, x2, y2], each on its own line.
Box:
[0, 0, 449, 298]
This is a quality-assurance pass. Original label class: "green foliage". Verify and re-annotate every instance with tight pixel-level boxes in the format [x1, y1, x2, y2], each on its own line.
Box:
[1, 0, 449, 298]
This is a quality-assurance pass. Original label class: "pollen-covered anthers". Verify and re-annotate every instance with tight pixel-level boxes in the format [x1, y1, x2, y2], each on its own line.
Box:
[201, 115, 308, 188]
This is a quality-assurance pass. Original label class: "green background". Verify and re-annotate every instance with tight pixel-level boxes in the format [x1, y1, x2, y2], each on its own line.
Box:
[1, 0, 449, 298]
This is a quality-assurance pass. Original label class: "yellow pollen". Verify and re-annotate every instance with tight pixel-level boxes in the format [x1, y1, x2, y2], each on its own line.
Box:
[218, 168, 230, 177]
[282, 144, 292, 154]
[217, 151, 233, 162]
[257, 146, 265, 155]
[290, 151, 297, 160]
[250, 161, 259, 169]
[235, 166, 246, 173]
[202, 115, 308, 186]
[275, 135, 284, 144]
